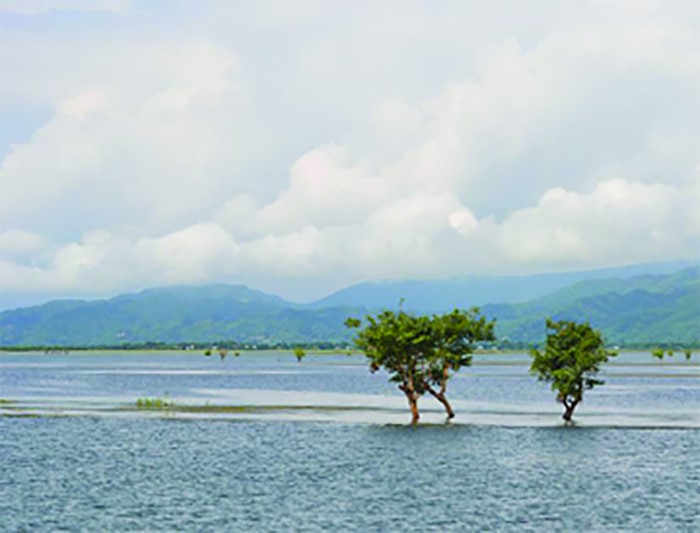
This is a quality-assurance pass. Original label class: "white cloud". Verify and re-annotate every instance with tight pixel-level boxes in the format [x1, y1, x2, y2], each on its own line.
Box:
[0, 40, 244, 238]
[0, 177, 696, 302]
[0, 0, 130, 14]
[0, 0, 698, 306]
[0, 229, 44, 257]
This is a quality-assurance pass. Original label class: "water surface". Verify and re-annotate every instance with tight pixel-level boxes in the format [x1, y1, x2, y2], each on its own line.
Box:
[2, 351, 698, 530]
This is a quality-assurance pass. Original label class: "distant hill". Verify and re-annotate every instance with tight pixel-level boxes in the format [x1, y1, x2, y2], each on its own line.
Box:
[0, 284, 358, 346]
[312, 261, 694, 310]
[484, 267, 700, 344]
[0, 263, 697, 347]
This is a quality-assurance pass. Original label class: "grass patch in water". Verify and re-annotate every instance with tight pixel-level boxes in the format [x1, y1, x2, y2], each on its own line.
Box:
[136, 397, 173, 409]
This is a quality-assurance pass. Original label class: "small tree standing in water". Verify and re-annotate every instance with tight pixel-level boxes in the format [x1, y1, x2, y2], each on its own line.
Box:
[294, 347, 306, 362]
[530, 318, 616, 424]
[345, 307, 495, 424]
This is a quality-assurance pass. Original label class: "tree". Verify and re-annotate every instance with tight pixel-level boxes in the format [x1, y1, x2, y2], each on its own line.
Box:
[424, 309, 495, 419]
[294, 347, 306, 362]
[345, 307, 495, 424]
[530, 318, 616, 423]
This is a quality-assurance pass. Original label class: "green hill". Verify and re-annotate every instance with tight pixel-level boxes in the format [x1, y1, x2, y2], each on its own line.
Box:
[0, 285, 356, 346]
[484, 267, 700, 344]
[0, 266, 697, 347]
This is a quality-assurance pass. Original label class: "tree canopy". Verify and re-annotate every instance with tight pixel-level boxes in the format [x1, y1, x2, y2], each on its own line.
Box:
[345, 307, 495, 424]
[530, 318, 616, 423]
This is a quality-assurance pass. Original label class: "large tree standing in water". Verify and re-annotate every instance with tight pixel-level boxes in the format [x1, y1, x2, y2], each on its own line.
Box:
[530, 318, 616, 423]
[345, 307, 495, 424]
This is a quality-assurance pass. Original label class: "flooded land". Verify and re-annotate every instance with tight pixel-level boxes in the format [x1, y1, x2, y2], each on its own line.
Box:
[1, 351, 699, 530]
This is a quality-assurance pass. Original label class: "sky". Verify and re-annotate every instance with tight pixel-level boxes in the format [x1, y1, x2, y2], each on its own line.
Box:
[0, 0, 699, 308]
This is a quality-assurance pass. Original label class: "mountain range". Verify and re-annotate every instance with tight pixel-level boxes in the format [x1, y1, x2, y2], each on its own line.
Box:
[0, 262, 697, 347]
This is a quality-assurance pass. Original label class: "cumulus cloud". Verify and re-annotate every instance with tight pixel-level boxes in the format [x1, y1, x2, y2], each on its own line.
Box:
[0, 229, 45, 257]
[0, 0, 698, 306]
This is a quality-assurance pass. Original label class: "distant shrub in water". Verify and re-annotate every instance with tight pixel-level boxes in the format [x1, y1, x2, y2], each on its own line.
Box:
[653, 348, 693, 361]
[136, 397, 172, 409]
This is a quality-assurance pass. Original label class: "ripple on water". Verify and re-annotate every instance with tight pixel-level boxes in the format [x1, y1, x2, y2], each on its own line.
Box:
[1, 418, 698, 531]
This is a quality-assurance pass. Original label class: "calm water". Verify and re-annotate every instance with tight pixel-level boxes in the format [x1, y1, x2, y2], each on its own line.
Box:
[1, 351, 699, 530]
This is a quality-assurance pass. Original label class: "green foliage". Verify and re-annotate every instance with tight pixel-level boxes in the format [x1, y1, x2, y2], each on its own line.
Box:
[294, 347, 306, 362]
[135, 397, 172, 409]
[652, 348, 665, 360]
[654, 348, 694, 361]
[530, 318, 616, 422]
[203, 349, 212, 356]
[345, 307, 495, 423]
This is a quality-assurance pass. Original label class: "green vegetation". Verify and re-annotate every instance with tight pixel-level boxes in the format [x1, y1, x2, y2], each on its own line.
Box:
[135, 397, 172, 409]
[0, 266, 696, 348]
[530, 319, 616, 423]
[652, 347, 693, 361]
[346, 307, 495, 424]
[488, 267, 699, 345]
[294, 347, 306, 362]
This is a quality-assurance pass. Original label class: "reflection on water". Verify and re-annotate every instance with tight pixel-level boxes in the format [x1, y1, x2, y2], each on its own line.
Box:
[1, 351, 699, 427]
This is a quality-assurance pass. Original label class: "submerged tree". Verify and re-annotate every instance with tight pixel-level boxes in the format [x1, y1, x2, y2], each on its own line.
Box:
[530, 319, 616, 423]
[345, 307, 495, 424]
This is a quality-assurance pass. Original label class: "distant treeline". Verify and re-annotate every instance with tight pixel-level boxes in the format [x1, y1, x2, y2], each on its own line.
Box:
[0, 340, 355, 353]
[1, 339, 697, 353]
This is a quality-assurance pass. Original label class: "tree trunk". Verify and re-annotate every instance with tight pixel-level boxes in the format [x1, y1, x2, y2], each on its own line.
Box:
[427, 387, 455, 419]
[562, 399, 579, 423]
[407, 393, 420, 425]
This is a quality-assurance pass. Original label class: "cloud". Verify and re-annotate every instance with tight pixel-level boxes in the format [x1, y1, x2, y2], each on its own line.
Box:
[0, 229, 45, 257]
[0, 40, 244, 239]
[0, 0, 130, 14]
[0, 177, 696, 302]
[0, 0, 698, 305]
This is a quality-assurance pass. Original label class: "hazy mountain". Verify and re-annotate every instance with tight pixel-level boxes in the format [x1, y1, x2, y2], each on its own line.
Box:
[0, 263, 696, 347]
[311, 260, 694, 311]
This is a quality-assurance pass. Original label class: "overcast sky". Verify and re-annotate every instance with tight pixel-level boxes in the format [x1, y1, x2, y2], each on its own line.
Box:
[0, 0, 698, 308]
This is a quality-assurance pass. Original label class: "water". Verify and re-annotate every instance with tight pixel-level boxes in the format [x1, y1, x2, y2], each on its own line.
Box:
[1, 351, 699, 426]
[1, 351, 699, 530]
